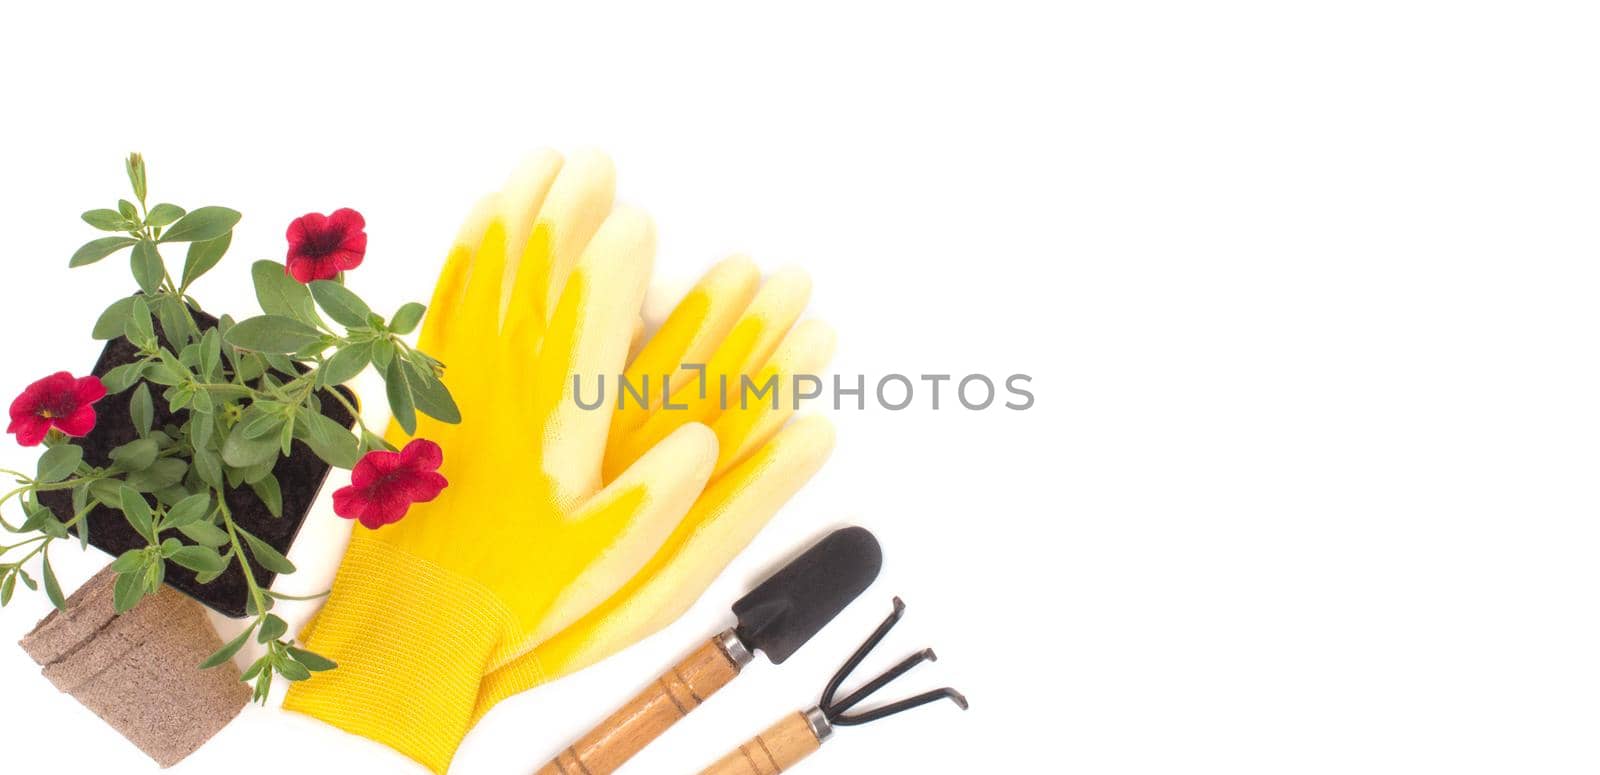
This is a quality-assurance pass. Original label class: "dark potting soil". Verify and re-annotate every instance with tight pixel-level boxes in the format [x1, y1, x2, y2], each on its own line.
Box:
[37, 305, 354, 618]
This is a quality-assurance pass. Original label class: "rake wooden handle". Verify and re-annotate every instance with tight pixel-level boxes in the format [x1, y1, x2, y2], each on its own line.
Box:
[698, 710, 828, 775]
[538, 631, 749, 775]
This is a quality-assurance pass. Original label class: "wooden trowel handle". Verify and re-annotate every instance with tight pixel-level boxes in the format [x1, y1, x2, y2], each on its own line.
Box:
[538, 630, 751, 775]
[698, 710, 828, 775]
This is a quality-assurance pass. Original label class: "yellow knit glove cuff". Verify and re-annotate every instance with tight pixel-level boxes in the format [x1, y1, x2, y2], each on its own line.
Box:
[283, 534, 513, 774]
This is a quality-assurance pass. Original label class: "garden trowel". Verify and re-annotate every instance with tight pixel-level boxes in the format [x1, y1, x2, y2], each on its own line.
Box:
[537, 526, 882, 775]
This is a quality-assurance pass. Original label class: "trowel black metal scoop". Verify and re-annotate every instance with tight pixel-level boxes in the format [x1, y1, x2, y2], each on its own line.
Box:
[538, 526, 881, 775]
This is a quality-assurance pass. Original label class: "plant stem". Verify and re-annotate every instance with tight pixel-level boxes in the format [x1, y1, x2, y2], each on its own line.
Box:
[0, 535, 47, 553]
[4, 538, 50, 568]
[216, 494, 270, 618]
[324, 385, 378, 441]
[268, 589, 330, 601]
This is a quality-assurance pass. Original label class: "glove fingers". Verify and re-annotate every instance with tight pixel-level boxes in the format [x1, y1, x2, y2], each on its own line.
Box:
[607, 256, 762, 454]
[504, 150, 617, 343]
[522, 207, 655, 503]
[476, 415, 834, 715]
[417, 194, 498, 361]
[511, 422, 718, 661]
[708, 318, 835, 479]
[459, 152, 564, 340]
[603, 268, 812, 480]
[493, 149, 565, 320]
[446, 155, 568, 411]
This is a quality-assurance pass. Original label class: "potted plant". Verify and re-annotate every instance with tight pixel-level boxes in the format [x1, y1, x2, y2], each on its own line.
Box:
[1, 153, 459, 704]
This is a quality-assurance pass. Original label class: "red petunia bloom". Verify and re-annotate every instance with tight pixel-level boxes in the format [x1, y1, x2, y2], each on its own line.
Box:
[285, 207, 367, 283]
[332, 439, 448, 529]
[7, 372, 107, 447]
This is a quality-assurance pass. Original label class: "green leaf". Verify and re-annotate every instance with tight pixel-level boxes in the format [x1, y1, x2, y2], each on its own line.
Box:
[250, 474, 283, 518]
[37, 515, 69, 540]
[279, 419, 296, 457]
[42, 550, 65, 612]
[308, 280, 371, 328]
[241, 407, 286, 440]
[369, 338, 396, 372]
[164, 493, 212, 528]
[126, 296, 157, 351]
[144, 361, 184, 386]
[154, 295, 195, 348]
[82, 208, 133, 231]
[241, 530, 295, 575]
[192, 445, 223, 489]
[297, 410, 360, 468]
[70, 236, 136, 267]
[189, 385, 212, 413]
[160, 537, 183, 557]
[244, 591, 275, 616]
[171, 545, 227, 574]
[277, 659, 312, 682]
[92, 297, 137, 340]
[89, 480, 122, 508]
[144, 559, 165, 593]
[112, 569, 146, 613]
[385, 355, 417, 435]
[181, 231, 231, 289]
[110, 438, 159, 471]
[111, 550, 146, 573]
[100, 361, 146, 393]
[118, 199, 139, 221]
[257, 613, 288, 643]
[130, 240, 164, 294]
[252, 668, 272, 703]
[125, 153, 147, 203]
[118, 485, 154, 540]
[320, 341, 371, 386]
[358, 429, 394, 455]
[200, 329, 223, 380]
[222, 421, 280, 468]
[2, 572, 16, 606]
[225, 315, 322, 354]
[251, 260, 317, 323]
[36, 444, 83, 482]
[124, 458, 187, 492]
[404, 359, 460, 424]
[390, 302, 426, 335]
[130, 383, 153, 437]
[19, 502, 49, 532]
[199, 623, 255, 669]
[286, 646, 337, 672]
[158, 206, 240, 243]
[178, 519, 229, 547]
[145, 203, 185, 228]
[240, 657, 266, 681]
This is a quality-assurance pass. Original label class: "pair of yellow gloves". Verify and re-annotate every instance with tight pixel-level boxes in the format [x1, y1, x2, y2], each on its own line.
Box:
[281, 150, 835, 772]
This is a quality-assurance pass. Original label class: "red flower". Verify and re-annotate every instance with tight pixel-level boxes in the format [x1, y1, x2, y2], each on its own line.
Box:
[285, 208, 367, 283]
[332, 439, 448, 529]
[7, 372, 107, 447]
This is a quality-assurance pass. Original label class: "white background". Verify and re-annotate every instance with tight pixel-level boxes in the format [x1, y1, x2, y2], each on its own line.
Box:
[1, 2, 1597, 773]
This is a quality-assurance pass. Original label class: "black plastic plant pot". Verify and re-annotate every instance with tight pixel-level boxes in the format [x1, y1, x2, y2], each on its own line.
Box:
[38, 306, 355, 618]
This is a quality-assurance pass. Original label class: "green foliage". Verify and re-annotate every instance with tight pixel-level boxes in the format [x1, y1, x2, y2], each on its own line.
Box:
[2, 153, 458, 700]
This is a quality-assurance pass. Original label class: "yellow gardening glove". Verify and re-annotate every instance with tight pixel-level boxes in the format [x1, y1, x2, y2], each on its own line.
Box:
[283, 151, 720, 771]
[472, 255, 837, 721]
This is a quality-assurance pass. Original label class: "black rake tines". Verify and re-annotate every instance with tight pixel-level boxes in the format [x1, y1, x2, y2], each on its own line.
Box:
[818, 597, 968, 727]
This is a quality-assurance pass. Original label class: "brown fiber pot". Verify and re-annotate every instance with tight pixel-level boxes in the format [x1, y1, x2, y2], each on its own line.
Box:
[18, 564, 249, 768]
